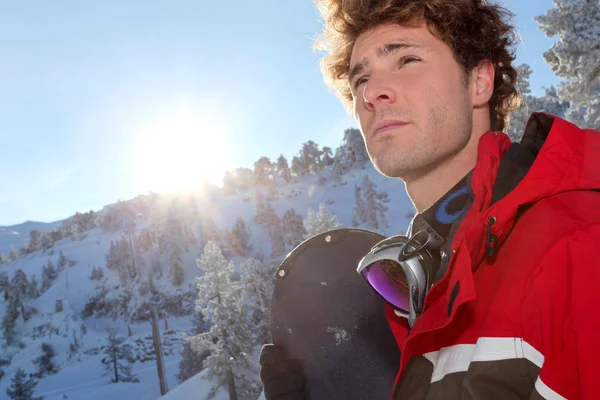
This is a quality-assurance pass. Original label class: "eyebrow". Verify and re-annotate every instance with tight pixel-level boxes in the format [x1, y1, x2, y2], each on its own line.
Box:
[348, 40, 425, 85]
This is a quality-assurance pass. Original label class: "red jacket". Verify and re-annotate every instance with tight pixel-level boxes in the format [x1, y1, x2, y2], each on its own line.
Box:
[387, 113, 600, 399]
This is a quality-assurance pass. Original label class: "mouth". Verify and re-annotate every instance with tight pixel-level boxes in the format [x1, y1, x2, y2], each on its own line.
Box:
[371, 119, 409, 138]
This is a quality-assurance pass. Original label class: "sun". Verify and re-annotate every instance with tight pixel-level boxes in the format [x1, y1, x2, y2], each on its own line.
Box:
[132, 106, 230, 193]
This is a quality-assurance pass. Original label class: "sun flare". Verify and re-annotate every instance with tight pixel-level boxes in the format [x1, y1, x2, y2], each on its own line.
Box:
[132, 106, 230, 194]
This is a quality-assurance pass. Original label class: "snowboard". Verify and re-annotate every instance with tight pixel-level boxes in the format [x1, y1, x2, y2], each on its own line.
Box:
[270, 228, 401, 400]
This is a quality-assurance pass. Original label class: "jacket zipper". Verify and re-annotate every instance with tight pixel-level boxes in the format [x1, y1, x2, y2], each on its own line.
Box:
[486, 216, 498, 257]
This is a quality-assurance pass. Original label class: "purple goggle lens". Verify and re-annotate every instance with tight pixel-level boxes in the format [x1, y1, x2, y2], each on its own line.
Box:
[360, 259, 411, 313]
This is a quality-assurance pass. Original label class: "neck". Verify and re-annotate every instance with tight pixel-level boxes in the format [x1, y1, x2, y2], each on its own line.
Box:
[406, 118, 490, 213]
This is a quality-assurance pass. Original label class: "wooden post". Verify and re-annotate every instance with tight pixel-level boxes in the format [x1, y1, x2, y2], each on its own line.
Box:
[150, 304, 168, 395]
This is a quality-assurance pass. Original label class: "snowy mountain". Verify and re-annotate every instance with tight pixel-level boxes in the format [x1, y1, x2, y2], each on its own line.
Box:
[0, 221, 64, 255]
[0, 160, 415, 400]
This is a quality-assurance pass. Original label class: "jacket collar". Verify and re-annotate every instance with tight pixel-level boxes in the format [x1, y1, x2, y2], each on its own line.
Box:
[398, 113, 600, 359]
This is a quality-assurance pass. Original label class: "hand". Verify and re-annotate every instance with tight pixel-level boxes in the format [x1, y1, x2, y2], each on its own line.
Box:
[259, 344, 306, 400]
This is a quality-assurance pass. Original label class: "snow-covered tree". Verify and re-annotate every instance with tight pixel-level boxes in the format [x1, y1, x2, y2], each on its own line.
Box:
[192, 242, 256, 400]
[535, 0, 600, 129]
[0, 252, 6, 264]
[303, 203, 343, 239]
[41, 260, 58, 292]
[2, 307, 18, 345]
[240, 258, 276, 344]
[0, 271, 8, 297]
[225, 218, 253, 257]
[9, 269, 31, 322]
[353, 175, 390, 231]
[276, 155, 292, 183]
[255, 203, 286, 257]
[27, 230, 43, 254]
[505, 64, 534, 142]
[533, 85, 569, 118]
[90, 266, 104, 281]
[253, 156, 273, 186]
[33, 343, 58, 378]
[255, 201, 279, 229]
[101, 328, 139, 383]
[343, 128, 369, 167]
[300, 140, 323, 174]
[291, 155, 307, 177]
[6, 368, 42, 400]
[322, 146, 335, 166]
[169, 246, 185, 286]
[177, 311, 210, 384]
[7, 245, 18, 262]
[57, 250, 68, 272]
[282, 209, 307, 249]
[28, 274, 39, 299]
[105, 239, 134, 284]
[157, 205, 194, 256]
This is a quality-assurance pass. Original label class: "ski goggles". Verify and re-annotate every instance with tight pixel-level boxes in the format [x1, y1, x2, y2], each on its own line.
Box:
[357, 223, 445, 326]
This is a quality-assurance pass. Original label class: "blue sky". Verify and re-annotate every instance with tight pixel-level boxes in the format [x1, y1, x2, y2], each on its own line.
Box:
[0, 0, 558, 226]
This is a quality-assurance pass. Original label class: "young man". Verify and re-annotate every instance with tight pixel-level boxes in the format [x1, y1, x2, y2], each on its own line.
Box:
[260, 0, 600, 399]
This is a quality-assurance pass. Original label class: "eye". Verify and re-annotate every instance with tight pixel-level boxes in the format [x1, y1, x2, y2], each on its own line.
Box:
[353, 76, 369, 91]
[397, 56, 420, 68]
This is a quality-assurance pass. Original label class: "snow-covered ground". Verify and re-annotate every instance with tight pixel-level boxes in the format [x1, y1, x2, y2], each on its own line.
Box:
[0, 163, 414, 400]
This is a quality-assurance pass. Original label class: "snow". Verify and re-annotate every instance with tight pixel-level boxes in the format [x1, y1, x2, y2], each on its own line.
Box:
[0, 161, 414, 400]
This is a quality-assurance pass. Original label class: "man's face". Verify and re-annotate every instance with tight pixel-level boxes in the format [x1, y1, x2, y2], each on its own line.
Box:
[349, 22, 475, 181]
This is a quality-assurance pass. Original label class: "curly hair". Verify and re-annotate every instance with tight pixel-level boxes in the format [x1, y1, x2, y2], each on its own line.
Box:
[314, 0, 521, 132]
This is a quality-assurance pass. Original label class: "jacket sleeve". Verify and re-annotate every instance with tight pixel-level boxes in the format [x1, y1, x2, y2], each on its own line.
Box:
[523, 225, 600, 400]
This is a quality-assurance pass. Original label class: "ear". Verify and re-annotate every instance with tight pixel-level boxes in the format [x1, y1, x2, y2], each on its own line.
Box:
[470, 60, 495, 107]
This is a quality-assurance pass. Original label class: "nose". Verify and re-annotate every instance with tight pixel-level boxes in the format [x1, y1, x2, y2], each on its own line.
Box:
[362, 76, 397, 111]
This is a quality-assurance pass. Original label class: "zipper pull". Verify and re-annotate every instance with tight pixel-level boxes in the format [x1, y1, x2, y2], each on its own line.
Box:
[486, 216, 498, 257]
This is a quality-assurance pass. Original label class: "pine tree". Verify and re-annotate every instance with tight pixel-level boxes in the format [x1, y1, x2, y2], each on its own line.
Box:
[41, 260, 58, 292]
[505, 63, 534, 142]
[303, 203, 343, 239]
[290, 155, 307, 177]
[533, 85, 569, 118]
[10, 269, 31, 322]
[332, 145, 351, 183]
[2, 307, 18, 345]
[27, 230, 43, 254]
[240, 259, 276, 344]
[192, 242, 256, 400]
[90, 266, 105, 281]
[157, 205, 195, 256]
[101, 328, 139, 383]
[177, 311, 210, 384]
[322, 146, 335, 166]
[28, 274, 39, 299]
[0, 252, 6, 264]
[226, 218, 253, 257]
[6, 368, 42, 400]
[57, 250, 68, 271]
[282, 209, 307, 248]
[169, 246, 185, 286]
[300, 140, 323, 174]
[253, 156, 273, 186]
[7, 245, 18, 262]
[33, 343, 58, 377]
[353, 175, 390, 231]
[0, 271, 8, 297]
[343, 128, 369, 167]
[177, 340, 209, 384]
[535, 0, 600, 129]
[276, 155, 292, 183]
